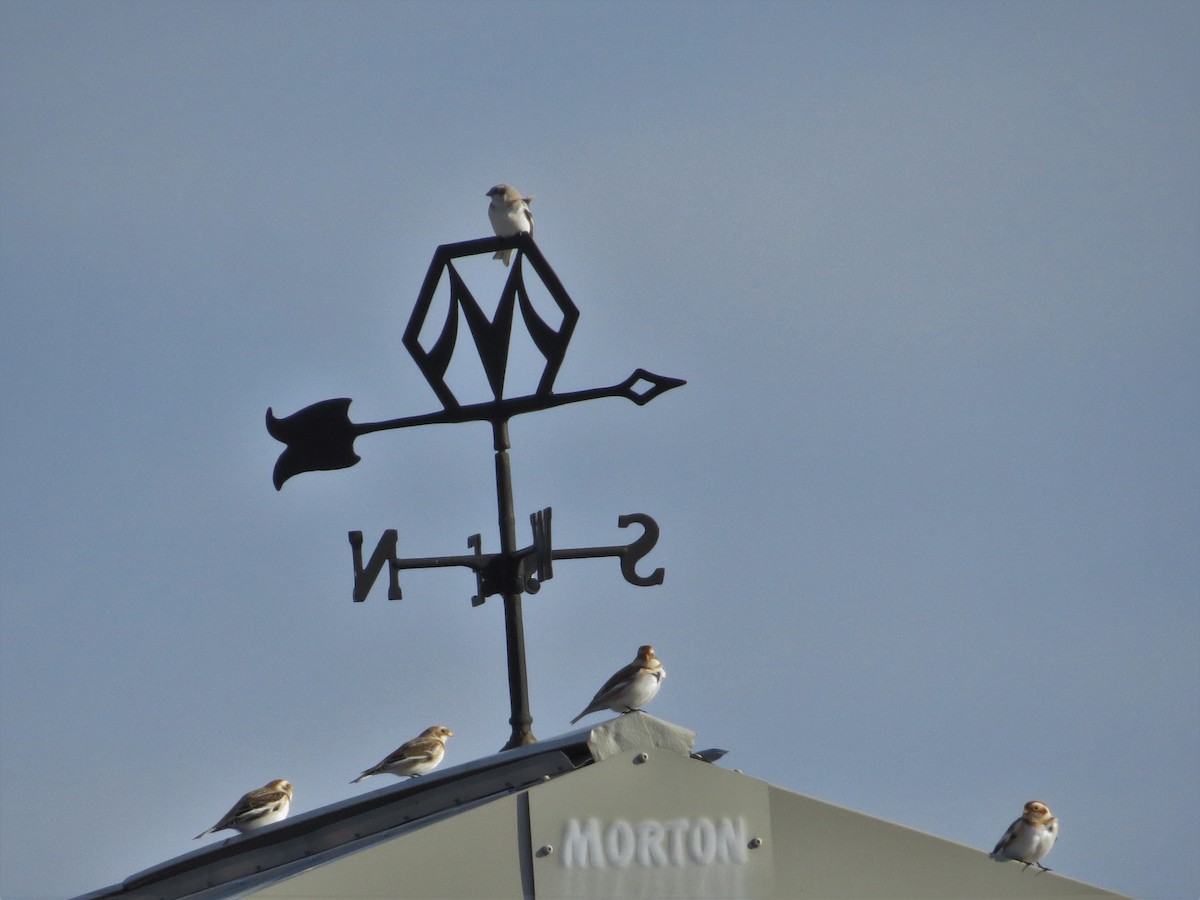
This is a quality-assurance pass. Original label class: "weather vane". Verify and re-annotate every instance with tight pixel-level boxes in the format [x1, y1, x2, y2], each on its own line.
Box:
[266, 231, 684, 750]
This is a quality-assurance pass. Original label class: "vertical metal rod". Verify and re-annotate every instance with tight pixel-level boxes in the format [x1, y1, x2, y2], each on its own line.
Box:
[493, 418, 536, 749]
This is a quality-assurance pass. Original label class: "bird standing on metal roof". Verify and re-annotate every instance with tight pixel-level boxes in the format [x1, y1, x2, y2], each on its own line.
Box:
[989, 800, 1059, 872]
[571, 645, 665, 724]
[486, 183, 533, 266]
[194, 779, 293, 839]
[351, 725, 454, 783]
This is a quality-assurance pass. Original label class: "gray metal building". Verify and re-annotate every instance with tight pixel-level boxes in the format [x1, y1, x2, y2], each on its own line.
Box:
[80, 714, 1125, 899]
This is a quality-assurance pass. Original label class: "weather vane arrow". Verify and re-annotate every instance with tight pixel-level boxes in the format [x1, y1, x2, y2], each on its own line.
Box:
[265, 368, 685, 490]
[267, 232, 684, 749]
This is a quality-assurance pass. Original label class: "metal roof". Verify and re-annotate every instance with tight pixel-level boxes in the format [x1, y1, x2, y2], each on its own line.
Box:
[77, 716, 696, 899]
[77, 715, 1125, 900]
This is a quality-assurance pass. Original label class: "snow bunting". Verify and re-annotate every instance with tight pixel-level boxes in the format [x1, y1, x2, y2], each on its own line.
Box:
[486, 183, 533, 266]
[194, 778, 293, 839]
[571, 645, 665, 724]
[990, 800, 1059, 872]
[351, 725, 454, 783]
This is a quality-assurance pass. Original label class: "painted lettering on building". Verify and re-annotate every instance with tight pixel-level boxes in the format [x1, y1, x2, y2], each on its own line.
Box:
[561, 816, 749, 868]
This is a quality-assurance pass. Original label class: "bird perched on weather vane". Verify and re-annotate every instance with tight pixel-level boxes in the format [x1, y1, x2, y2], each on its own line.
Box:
[487, 183, 533, 266]
[571, 645, 665, 724]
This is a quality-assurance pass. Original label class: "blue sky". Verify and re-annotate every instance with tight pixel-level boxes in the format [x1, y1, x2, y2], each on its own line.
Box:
[1, 1, 1197, 897]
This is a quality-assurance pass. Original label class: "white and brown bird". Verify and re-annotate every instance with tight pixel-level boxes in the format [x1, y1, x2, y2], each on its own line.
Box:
[571, 645, 665, 724]
[990, 800, 1059, 872]
[351, 725, 454, 784]
[486, 183, 533, 266]
[194, 778, 293, 840]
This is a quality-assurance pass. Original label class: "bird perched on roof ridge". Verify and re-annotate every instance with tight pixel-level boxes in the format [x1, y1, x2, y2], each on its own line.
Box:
[194, 779, 293, 839]
[571, 645, 665, 724]
[486, 183, 534, 266]
[351, 725, 454, 783]
[989, 800, 1059, 872]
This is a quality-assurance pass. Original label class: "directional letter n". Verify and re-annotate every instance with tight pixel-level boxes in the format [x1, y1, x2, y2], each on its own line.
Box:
[348, 530, 402, 601]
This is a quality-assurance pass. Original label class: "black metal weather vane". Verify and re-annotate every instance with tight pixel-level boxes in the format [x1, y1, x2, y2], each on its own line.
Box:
[267, 232, 684, 750]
